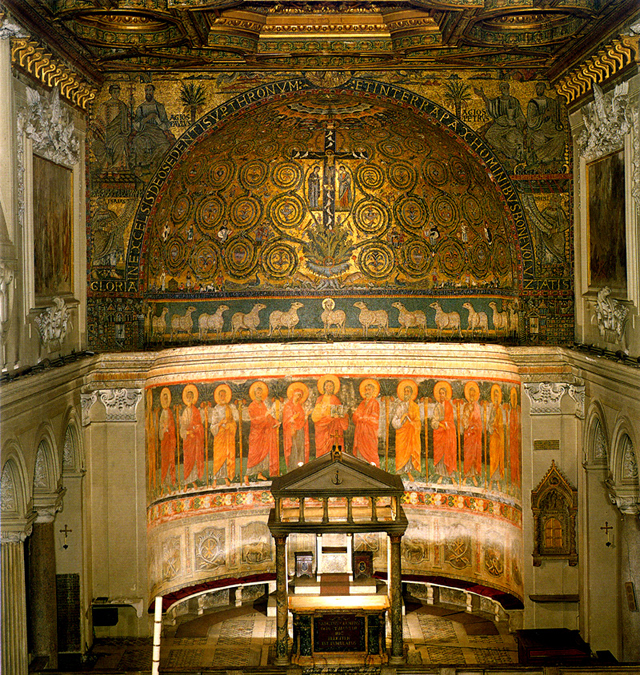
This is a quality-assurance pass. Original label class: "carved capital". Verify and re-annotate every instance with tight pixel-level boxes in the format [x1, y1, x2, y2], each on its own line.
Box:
[33, 297, 72, 352]
[81, 391, 98, 426]
[99, 388, 142, 422]
[606, 479, 640, 516]
[568, 385, 585, 420]
[17, 86, 80, 167]
[0, 16, 27, 40]
[1, 528, 31, 544]
[577, 82, 631, 162]
[523, 382, 568, 415]
[592, 286, 629, 345]
[33, 487, 65, 523]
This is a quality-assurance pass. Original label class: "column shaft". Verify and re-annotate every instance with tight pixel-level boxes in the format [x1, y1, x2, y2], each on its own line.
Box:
[620, 513, 640, 661]
[388, 535, 404, 664]
[2, 539, 29, 675]
[28, 520, 58, 667]
[274, 535, 289, 665]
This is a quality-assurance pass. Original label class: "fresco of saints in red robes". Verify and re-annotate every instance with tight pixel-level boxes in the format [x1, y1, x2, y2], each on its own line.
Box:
[245, 381, 279, 484]
[311, 375, 349, 456]
[462, 381, 482, 487]
[282, 382, 310, 470]
[210, 383, 239, 487]
[509, 386, 520, 492]
[353, 378, 381, 466]
[392, 379, 421, 482]
[180, 384, 205, 486]
[488, 384, 505, 492]
[159, 387, 176, 488]
[431, 381, 457, 484]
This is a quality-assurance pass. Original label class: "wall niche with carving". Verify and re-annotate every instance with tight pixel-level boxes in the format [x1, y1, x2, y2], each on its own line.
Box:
[531, 460, 577, 566]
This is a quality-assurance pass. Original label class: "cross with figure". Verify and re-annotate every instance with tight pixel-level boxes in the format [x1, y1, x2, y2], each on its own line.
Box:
[292, 125, 367, 230]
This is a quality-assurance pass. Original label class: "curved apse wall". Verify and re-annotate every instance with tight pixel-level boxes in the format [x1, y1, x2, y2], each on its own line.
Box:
[145, 343, 523, 606]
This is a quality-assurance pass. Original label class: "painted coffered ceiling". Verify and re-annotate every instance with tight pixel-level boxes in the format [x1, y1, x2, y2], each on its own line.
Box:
[4, 0, 640, 80]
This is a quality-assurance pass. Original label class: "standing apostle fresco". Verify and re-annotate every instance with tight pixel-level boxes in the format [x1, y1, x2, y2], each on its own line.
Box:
[245, 381, 279, 484]
[461, 381, 482, 487]
[159, 387, 176, 488]
[311, 375, 349, 456]
[180, 384, 205, 486]
[282, 382, 310, 469]
[210, 384, 238, 487]
[488, 384, 506, 492]
[392, 380, 421, 482]
[431, 381, 458, 484]
[352, 379, 381, 466]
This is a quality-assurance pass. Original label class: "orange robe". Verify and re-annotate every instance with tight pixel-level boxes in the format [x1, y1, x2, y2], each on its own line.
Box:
[432, 400, 457, 476]
[353, 397, 380, 466]
[509, 405, 520, 486]
[392, 400, 421, 473]
[247, 400, 279, 476]
[159, 408, 176, 485]
[462, 401, 482, 477]
[311, 393, 349, 457]
[282, 399, 309, 468]
[181, 404, 204, 483]
[489, 403, 505, 480]
[211, 403, 237, 481]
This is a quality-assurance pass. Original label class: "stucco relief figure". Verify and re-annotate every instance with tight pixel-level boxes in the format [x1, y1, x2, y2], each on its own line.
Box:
[392, 380, 421, 482]
[159, 388, 176, 488]
[526, 83, 565, 169]
[509, 387, 520, 491]
[245, 381, 279, 484]
[308, 165, 321, 209]
[130, 84, 175, 174]
[94, 84, 130, 171]
[311, 375, 349, 457]
[431, 381, 457, 484]
[488, 384, 505, 492]
[462, 381, 482, 487]
[210, 384, 238, 487]
[475, 81, 526, 163]
[352, 379, 381, 466]
[282, 382, 310, 469]
[180, 384, 205, 486]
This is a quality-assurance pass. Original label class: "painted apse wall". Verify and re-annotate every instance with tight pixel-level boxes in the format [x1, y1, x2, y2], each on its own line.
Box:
[87, 73, 572, 350]
[145, 355, 523, 606]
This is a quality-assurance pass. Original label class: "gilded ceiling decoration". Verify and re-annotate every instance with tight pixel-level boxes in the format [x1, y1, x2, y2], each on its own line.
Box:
[6, 0, 638, 78]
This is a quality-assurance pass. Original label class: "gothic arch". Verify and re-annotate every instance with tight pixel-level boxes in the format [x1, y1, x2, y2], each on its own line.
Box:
[584, 401, 609, 467]
[610, 417, 639, 488]
[61, 407, 84, 474]
[32, 423, 61, 495]
[1, 440, 31, 521]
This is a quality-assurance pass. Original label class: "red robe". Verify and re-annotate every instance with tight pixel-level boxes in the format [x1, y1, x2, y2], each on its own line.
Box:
[463, 401, 482, 477]
[247, 400, 279, 476]
[353, 397, 380, 466]
[282, 399, 309, 468]
[312, 393, 349, 457]
[510, 405, 520, 486]
[159, 408, 176, 485]
[433, 399, 457, 475]
[181, 404, 204, 483]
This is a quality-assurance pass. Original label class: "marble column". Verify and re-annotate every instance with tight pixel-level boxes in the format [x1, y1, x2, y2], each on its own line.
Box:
[28, 516, 58, 668]
[274, 535, 290, 666]
[388, 534, 404, 665]
[2, 532, 29, 675]
[620, 509, 640, 662]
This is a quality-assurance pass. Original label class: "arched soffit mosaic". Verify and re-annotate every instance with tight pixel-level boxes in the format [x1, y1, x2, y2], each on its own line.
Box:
[133, 81, 530, 304]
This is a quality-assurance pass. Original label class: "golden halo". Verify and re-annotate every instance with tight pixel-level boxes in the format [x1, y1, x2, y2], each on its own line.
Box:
[249, 380, 269, 401]
[433, 381, 453, 400]
[397, 379, 418, 401]
[317, 374, 340, 394]
[510, 386, 518, 406]
[491, 384, 503, 404]
[214, 384, 232, 405]
[360, 378, 380, 398]
[182, 384, 199, 405]
[464, 381, 480, 402]
[160, 387, 171, 409]
[287, 381, 309, 402]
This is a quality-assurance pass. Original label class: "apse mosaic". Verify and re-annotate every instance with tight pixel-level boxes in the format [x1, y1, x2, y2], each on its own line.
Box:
[145, 373, 522, 601]
[87, 72, 573, 349]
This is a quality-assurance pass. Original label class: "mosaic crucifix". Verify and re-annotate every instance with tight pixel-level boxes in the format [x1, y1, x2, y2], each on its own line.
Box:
[293, 125, 368, 230]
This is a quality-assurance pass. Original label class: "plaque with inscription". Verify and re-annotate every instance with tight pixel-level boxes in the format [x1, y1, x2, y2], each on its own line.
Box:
[313, 614, 366, 652]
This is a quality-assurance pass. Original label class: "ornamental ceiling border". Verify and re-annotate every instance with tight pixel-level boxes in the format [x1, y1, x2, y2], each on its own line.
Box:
[116, 77, 533, 296]
[555, 35, 638, 107]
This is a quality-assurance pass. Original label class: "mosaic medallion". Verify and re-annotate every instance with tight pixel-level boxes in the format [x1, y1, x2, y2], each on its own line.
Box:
[354, 198, 388, 236]
[462, 194, 483, 224]
[197, 196, 224, 232]
[171, 194, 191, 224]
[230, 196, 262, 230]
[432, 194, 458, 229]
[272, 162, 303, 190]
[239, 160, 268, 189]
[469, 240, 491, 276]
[224, 236, 258, 277]
[356, 163, 385, 191]
[358, 242, 395, 279]
[268, 193, 306, 229]
[449, 156, 470, 187]
[396, 196, 428, 234]
[423, 159, 449, 187]
[389, 162, 417, 191]
[209, 160, 234, 189]
[439, 240, 466, 276]
[398, 240, 432, 278]
[192, 242, 219, 280]
[262, 241, 299, 278]
[164, 235, 188, 274]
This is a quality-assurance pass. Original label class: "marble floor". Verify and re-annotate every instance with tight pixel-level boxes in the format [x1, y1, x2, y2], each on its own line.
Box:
[81, 603, 517, 671]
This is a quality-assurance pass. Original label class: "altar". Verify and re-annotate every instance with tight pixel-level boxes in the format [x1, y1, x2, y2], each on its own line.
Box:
[268, 446, 408, 666]
[289, 595, 389, 666]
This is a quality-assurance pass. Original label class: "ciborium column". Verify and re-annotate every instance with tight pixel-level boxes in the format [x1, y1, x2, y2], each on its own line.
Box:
[274, 534, 290, 665]
[388, 534, 404, 665]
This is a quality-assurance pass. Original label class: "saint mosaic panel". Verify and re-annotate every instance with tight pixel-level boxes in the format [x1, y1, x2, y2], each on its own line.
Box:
[87, 73, 573, 349]
[146, 373, 523, 602]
